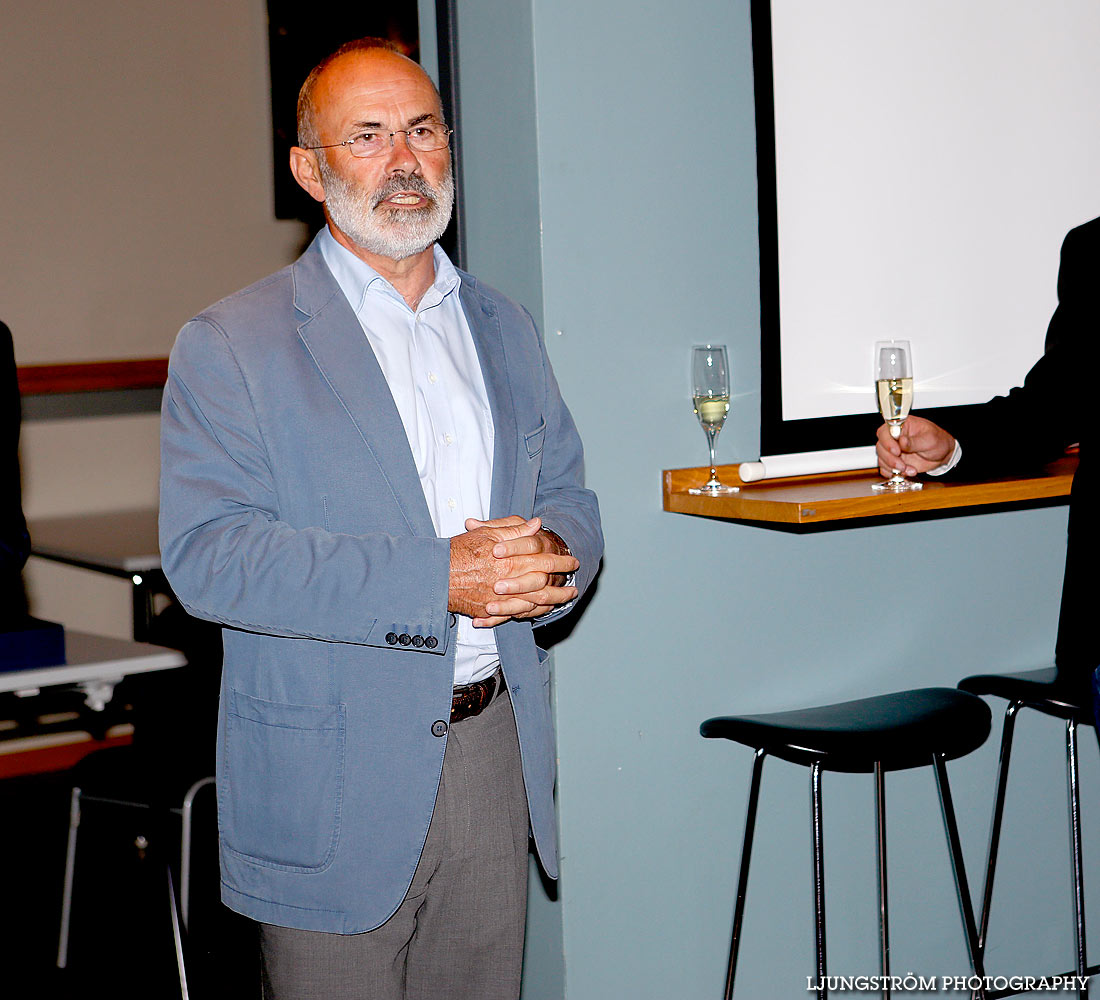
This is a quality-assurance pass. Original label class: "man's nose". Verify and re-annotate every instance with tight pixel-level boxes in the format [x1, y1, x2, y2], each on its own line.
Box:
[383, 131, 420, 171]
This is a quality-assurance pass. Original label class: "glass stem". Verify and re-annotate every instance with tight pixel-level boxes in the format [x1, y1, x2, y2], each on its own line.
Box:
[706, 428, 719, 480]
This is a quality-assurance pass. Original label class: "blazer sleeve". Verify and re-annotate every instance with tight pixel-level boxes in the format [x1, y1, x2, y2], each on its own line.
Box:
[943, 220, 1097, 478]
[526, 313, 603, 624]
[159, 318, 453, 651]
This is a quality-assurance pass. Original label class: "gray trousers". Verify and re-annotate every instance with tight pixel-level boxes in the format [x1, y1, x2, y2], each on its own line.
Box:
[258, 687, 531, 1000]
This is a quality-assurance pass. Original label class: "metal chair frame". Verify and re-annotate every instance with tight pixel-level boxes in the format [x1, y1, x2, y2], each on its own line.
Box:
[56, 774, 216, 998]
[726, 749, 986, 1000]
[972, 698, 1099, 999]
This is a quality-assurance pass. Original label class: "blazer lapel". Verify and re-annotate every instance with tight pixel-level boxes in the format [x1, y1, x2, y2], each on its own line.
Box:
[460, 277, 518, 520]
[292, 241, 436, 537]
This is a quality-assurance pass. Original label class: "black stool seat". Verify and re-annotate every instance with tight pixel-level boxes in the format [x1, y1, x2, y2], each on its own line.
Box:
[701, 687, 992, 773]
[702, 686, 992, 998]
[959, 667, 1093, 726]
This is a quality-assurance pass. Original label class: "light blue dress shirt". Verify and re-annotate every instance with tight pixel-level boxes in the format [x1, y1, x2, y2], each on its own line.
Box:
[320, 228, 500, 685]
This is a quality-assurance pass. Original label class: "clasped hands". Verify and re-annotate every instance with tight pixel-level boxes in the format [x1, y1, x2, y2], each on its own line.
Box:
[449, 515, 579, 628]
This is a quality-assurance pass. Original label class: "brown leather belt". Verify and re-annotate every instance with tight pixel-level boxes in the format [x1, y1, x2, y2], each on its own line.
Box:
[451, 668, 503, 723]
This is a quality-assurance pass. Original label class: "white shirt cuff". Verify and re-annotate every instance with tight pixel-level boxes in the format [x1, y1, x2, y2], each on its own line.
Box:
[926, 439, 962, 476]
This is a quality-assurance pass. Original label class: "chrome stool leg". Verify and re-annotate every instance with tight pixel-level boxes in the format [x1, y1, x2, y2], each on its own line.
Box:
[811, 762, 827, 1000]
[977, 702, 1021, 956]
[875, 762, 890, 999]
[934, 753, 987, 1000]
[1065, 721, 1088, 999]
[725, 749, 765, 1000]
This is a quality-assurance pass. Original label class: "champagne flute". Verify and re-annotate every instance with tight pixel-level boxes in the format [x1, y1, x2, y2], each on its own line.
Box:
[872, 340, 922, 492]
[688, 344, 740, 495]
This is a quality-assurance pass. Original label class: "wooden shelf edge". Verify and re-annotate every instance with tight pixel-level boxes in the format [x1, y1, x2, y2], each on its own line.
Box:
[17, 358, 169, 395]
[663, 456, 1077, 526]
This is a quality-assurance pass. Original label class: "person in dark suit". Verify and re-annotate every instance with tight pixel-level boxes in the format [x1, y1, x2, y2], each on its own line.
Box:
[0, 322, 29, 625]
[875, 216, 1098, 702]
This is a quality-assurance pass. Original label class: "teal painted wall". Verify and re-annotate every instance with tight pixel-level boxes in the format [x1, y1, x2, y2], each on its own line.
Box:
[454, 2, 1095, 997]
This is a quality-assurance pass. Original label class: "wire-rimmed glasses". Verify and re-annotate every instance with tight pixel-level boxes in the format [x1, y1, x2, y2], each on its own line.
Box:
[303, 122, 453, 158]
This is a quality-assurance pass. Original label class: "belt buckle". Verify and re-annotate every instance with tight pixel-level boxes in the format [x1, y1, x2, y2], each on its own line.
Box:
[450, 668, 500, 723]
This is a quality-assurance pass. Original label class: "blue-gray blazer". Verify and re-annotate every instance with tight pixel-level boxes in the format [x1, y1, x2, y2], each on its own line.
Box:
[159, 236, 602, 933]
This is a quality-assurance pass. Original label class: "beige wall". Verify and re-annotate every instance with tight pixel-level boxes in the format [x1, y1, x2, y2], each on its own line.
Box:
[8, 0, 308, 634]
[3, 0, 307, 365]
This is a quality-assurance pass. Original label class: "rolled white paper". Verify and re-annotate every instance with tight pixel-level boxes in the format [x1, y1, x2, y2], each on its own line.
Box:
[738, 446, 878, 482]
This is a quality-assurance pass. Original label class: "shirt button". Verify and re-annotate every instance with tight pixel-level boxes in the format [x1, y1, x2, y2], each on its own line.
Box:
[444, 433, 453, 445]
[447, 498, 457, 510]
[428, 372, 438, 384]
[431, 720, 448, 737]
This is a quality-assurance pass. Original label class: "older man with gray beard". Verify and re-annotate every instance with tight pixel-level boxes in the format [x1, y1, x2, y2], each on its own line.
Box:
[159, 36, 602, 1000]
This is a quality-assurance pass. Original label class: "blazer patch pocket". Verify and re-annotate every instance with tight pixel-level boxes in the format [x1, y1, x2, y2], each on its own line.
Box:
[222, 690, 346, 872]
[524, 421, 546, 459]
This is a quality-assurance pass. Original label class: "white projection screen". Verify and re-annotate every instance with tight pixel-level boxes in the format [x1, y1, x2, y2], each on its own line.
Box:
[756, 0, 1100, 456]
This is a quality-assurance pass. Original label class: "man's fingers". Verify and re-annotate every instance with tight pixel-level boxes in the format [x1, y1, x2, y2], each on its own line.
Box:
[465, 515, 535, 531]
[472, 614, 512, 628]
[475, 520, 542, 544]
[493, 571, 549, 595]
[877, 423, 901, 448]
[492, 534, 542, 558]
[486, 586, 578, 617]
[494, 551, 579, 576]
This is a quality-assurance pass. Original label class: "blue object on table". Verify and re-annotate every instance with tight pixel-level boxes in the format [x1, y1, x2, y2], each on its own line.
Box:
[0, 616, 66, 670]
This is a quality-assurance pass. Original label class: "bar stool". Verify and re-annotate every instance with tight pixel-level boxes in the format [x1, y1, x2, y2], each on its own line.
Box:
[958, 667, 1099, 999]
[701, 687, 992, 1000]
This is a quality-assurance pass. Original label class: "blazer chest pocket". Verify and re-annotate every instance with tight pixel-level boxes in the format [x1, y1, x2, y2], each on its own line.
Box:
[221, 690, 346, 872]
[524, 421, 546, 459]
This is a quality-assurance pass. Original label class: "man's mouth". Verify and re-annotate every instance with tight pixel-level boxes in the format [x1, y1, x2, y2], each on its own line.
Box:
[381, 191, 429, 208]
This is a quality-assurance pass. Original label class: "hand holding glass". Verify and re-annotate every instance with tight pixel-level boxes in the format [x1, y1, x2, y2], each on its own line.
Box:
[688, 345, 739, 495]
[872, 340, 922, 492]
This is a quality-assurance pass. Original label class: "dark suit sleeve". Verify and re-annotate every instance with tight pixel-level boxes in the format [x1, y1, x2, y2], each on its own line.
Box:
[1044, 220, 1099, 353]
[1, 323, 30, 622]
[0, 324, 29, 575]
[943, 220, 1097, 478]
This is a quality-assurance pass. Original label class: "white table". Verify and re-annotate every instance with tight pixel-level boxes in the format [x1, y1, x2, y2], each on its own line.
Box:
[0, 630, 185, 711]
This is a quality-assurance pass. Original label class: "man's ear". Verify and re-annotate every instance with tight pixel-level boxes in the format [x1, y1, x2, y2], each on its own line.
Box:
[289, 147, 326, 203]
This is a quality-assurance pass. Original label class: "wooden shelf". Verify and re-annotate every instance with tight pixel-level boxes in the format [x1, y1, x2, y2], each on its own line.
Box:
[663, 455, 1076, 526]
[17, 358, 168, 395]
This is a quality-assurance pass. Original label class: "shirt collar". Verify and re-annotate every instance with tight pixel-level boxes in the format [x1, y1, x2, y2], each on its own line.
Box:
[318, 226, 460, 314]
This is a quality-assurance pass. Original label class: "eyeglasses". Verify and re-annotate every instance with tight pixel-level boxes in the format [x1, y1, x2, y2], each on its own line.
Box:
[305, 122, 453, 158]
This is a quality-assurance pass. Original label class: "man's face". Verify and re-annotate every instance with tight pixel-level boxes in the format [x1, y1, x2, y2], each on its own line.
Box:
[308, 51, 453, 261]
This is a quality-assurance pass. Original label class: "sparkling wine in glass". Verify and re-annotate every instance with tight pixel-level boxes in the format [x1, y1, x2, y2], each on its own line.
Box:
[872, 340, 922, 492]
[688, 344, 739, 495]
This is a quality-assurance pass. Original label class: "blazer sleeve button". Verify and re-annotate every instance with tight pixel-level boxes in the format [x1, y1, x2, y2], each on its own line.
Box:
[412, 635, 424, 647]
[425, 636, 438, 649]
[398, 633, 412, 646]
[431, 720, 448, 737]
[385, 632, 398, 645]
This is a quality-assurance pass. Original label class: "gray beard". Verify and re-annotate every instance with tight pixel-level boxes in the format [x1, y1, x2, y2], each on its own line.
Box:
[320, 159, 454, 261]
